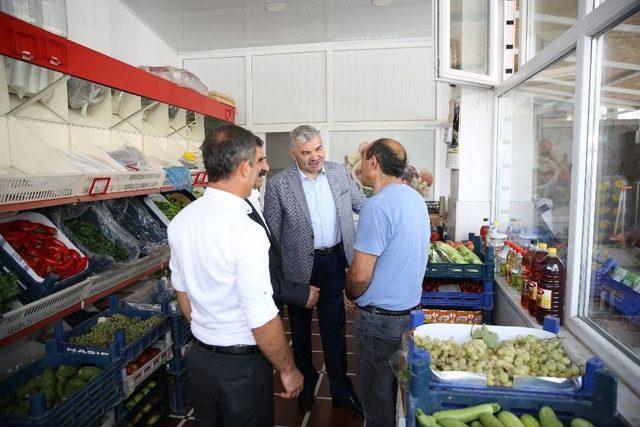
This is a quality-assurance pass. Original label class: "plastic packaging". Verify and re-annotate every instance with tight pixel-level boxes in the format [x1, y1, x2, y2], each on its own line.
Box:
[0, 0, 42, 25]
[138, 66, 208, 95]
[164, 166, 192, 191]
[107, 144, 159, 172]
[122, 278, 175, 313]
[41, 0, 68, 37]
[102, 198, 167, 256]
[50, 203, 140, 271]
[67, 77, 107, 117]
[4, 58, 53, 100]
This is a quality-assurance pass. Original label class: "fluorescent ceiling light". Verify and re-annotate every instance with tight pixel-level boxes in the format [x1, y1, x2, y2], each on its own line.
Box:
[266, 1, 287, 12]
[372, 0, 394, 6]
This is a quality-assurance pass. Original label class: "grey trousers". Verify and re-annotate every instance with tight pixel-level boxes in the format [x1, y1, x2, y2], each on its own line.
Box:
[355, 308, 410, 427]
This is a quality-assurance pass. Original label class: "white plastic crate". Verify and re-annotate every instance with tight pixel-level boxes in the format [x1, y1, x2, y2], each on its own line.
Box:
[0, 174, 80, 204]
[122, 334, 174, 398]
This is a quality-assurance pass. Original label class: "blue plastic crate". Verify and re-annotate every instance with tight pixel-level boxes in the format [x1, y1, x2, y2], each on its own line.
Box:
[167, 369, 192, 417]
[170, 313, 193, 350]
[426, 237, 494, 281]
[0, 340, 122, 427]
[166, 354, 188, 375]
[114, 372, 165, 427]
[593, 259, 640, 320]
[55, 295, 170, 364]
[405, 313, 628, 427]
[421, 280, 493, 310]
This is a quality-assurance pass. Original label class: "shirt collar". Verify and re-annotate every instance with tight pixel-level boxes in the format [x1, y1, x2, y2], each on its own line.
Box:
[296, 163, 326, 182]
[204, 187, 252, 214]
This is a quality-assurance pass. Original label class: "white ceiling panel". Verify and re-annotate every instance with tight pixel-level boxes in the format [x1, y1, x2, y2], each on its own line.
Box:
[120, 0, 432, 51]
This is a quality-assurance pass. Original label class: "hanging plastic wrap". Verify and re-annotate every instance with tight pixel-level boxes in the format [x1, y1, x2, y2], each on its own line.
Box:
[106, 144, 159, 172]
[138, 66, 208, 96]
[50, 203, 140, 271]
[122, 278, 177, 313]
[4, 59, 54, 101]
[163, 166, 191, 191]
[0, 0, 42, 25]
[41, 0, 68, 37]
[67, 77, 108, 117]
[102, 198, 168, 256]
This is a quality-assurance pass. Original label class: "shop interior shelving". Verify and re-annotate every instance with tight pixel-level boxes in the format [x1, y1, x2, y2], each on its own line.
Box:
[0, 12, 231, 345]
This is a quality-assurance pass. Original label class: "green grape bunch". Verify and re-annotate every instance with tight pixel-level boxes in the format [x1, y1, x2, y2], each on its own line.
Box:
[69, 314, 162, 347]
[414, 333, 583, 388]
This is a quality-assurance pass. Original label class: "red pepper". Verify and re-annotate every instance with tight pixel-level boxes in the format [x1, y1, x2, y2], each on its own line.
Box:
[34, 223, 57, 237]
[69, 249, 80, 260]
[55, 257, 76, 275]
[13, 220, 39, 232]
[1, 230, 27, 242]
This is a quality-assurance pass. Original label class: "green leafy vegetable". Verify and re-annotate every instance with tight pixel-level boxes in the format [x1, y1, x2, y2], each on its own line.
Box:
[64, 218, 129, 262]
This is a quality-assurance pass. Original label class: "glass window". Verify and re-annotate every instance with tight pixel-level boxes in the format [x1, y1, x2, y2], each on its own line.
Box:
[529, 0, 578, 56]
[583, 11, 640, 362]
[496, 52, 576, 256]
[449, 0, 489, 74]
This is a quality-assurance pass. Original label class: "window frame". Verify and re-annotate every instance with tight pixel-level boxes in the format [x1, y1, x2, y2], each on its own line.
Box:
[492, 0, 640, 394]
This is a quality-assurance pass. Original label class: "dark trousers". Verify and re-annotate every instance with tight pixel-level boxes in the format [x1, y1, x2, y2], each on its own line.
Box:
[188, 343, 274, 427]
[288, 246, 354, 399]
[355, 308, 410, 427]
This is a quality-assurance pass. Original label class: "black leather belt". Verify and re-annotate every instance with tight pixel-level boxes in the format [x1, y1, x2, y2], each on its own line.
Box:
[314, 243, 341, 256]
[357, 305, 420, 316]
[195, 338, 259, 355]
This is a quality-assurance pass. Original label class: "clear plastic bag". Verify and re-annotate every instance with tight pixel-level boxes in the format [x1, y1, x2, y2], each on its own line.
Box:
[50, 203, 140, 271]
[67, 77, 107, 117]
[138, 66, 208, 96]
[5, 58, 53, 100]
[0, 0, 42, 25]
[102, 198, 168, 256]
[41, 0, 68, 37]
[122, 278, 177, 313]
[106, 144, 159, 171]
[163, 166, 191, 191]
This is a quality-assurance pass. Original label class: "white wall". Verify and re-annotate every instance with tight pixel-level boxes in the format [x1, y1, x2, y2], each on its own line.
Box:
[181, 38, 451, 200]
[66, 0, 179, 67]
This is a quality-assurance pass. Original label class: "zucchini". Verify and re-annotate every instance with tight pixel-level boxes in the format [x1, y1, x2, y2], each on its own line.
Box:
[416, 408, 439, 427]
[479, 413, 505, 427]
[539, 407, 563, 427]
[498, 411, 526, 427]
[521, 414, 541, 427]
[471, 422, 484, 427]
[433, 403, 501, 423]
[439, 419, 470, 427]
[570, 419, 594, 427]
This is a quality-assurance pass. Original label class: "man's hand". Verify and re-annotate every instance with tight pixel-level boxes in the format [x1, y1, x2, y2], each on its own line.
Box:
[304, 286, 320, 308]
[277, 367, 304, 398]
[343, 291, 355, 312]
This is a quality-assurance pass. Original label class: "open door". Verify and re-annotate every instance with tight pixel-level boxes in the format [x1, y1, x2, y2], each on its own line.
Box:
[435, 0, 502, 88]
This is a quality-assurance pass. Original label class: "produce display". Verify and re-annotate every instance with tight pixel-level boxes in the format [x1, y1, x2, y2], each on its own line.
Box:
[0, 272, 20, 313]
[430, 241, 482, 264]
[69, 314, 162, 347]
[0, 365, 102, 416]
[423, 309, 483, 324]
[152, 199, 187, 221]
[414, 326, 582, 387]
[126, 347, 162, 376]
[0, 220, 88, 279]
[103, 199, 167, 255]
[416, 404, 595, 427]
[63, 218, 129, 262]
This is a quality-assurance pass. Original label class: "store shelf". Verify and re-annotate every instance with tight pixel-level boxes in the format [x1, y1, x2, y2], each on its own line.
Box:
[0, 247, 170, 346]
[0, 169, 206, 213]
[0, 12, 235, 123]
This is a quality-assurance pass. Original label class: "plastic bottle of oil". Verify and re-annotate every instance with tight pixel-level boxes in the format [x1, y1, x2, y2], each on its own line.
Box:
[528, 242, 548, 317]
[480, 218, 490, 243]
[520, 240, 538, 308]
[536, 248, 565, 325]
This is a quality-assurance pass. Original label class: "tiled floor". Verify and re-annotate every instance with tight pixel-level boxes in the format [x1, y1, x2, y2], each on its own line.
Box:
[162, 308, 364, 427]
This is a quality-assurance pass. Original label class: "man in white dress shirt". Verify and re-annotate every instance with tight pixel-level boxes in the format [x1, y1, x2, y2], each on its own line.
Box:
[168, 125, 303, 427]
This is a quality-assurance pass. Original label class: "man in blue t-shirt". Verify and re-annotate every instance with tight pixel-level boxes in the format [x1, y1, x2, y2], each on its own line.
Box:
[345, 138, 429, 427]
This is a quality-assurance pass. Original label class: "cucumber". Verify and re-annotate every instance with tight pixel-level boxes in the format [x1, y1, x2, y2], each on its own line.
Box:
[479, 413, 505, 427]
[433, 403, 501, 423]
[521, 414, 541, 427]
[570, 419, 594, 427]
[539, 407, 563, 427]
[471, 422, 484, 427]
[416, 408, 439, 427]
[498, 411, 527, 427]
[439, 419, 470, 427]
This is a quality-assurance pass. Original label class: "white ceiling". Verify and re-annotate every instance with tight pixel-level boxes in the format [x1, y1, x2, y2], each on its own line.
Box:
[120, 0, 432, 52]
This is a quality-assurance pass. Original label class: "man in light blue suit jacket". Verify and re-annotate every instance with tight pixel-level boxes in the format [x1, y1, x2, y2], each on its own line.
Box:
[264, 125, 366, 415]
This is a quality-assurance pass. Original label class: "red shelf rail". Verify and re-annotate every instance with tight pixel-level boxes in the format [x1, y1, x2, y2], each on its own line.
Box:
[0, 12, 235, 123]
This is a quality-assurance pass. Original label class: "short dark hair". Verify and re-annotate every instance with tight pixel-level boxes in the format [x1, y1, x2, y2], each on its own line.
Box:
[364, 139, 407, 178]
[201, 125, 260, 182]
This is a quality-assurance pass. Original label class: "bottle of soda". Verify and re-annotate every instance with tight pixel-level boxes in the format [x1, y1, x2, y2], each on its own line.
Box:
[520, 240, 538, 308]
[480, 218, 490, 243]
[528, 242, 548, 317]
[536, 248, 565, 325]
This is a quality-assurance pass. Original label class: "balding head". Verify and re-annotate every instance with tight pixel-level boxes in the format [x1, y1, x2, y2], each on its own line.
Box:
[364, 138, 407, 178]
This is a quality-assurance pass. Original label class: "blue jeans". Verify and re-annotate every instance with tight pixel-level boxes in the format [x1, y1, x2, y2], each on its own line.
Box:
[356, 308, 410, 427]
[288, 246, 355, 398]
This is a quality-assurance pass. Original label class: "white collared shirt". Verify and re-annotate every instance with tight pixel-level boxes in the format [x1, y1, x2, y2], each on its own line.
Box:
[248, 188, 268, 232]
[168, 187, 278, 346]
[297, 165, 341, 249]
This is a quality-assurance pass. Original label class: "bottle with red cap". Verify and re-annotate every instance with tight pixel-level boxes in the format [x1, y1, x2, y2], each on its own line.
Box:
[536, 247, 565, 324]
[528, 242, 548, 317]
